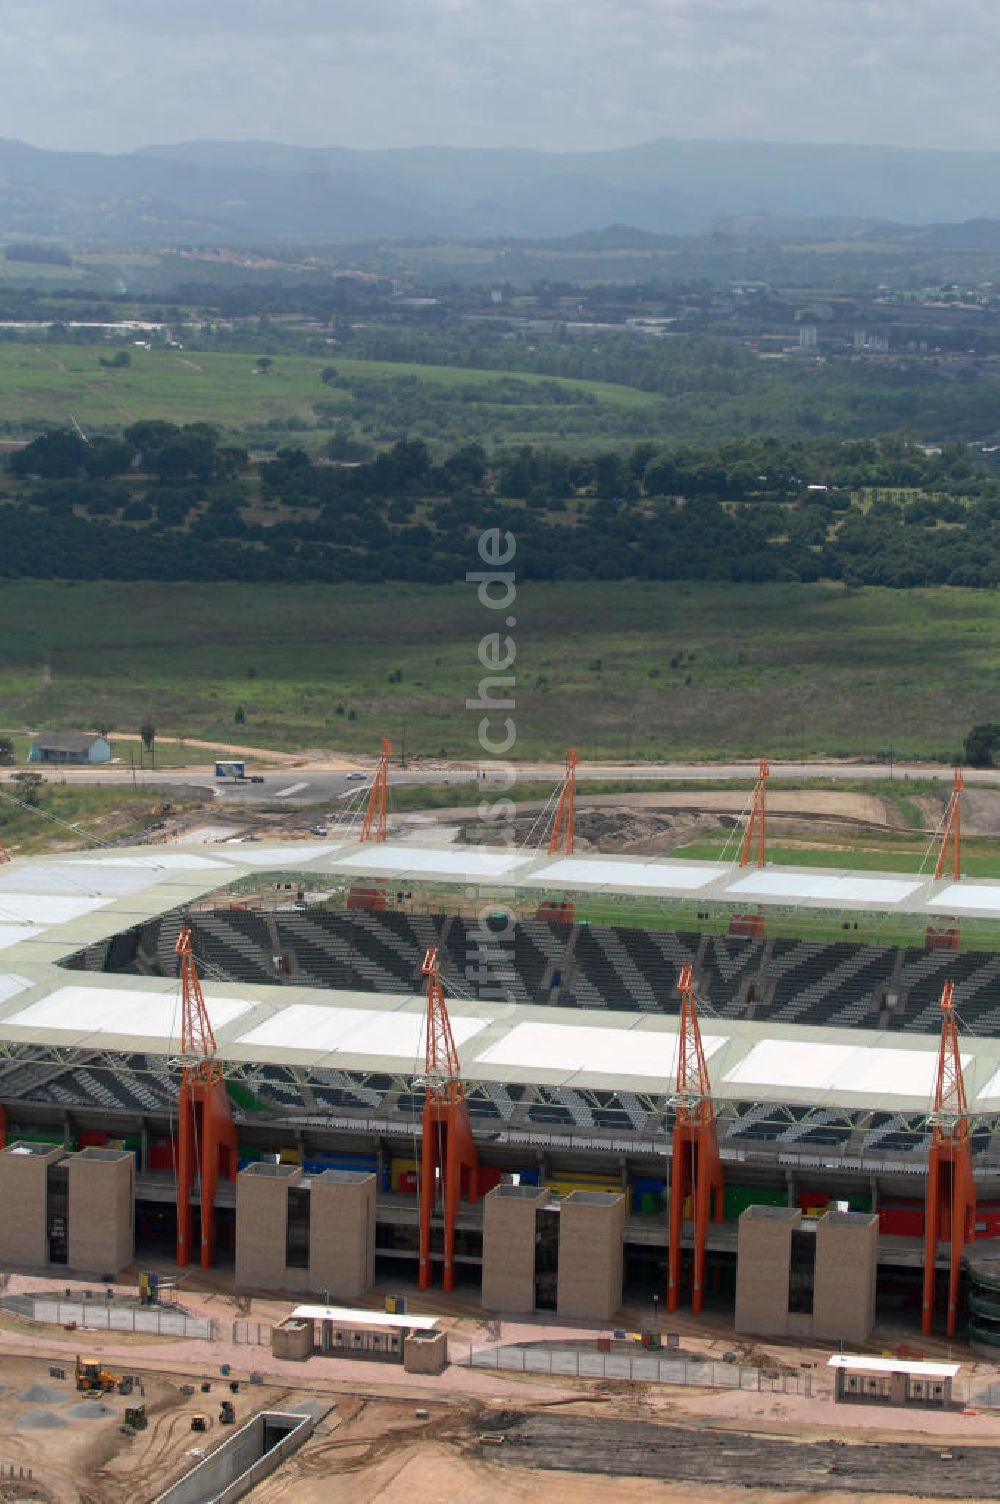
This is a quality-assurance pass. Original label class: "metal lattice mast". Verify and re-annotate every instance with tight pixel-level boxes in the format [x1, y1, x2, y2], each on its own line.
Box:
[668, 963, 724, 1314]
[421, 946, 465, 1108]
[174, 923, 237, 1270]
[922, 979, 976, 1337]
[548, 748, 579, 855]
[360, 736, 392, 843]
[738, 758, 769, 868]
[934, 769, 964, 881]
[177, 924, 220, 1085]
[418, 946, 479, 1293]
[675, 962, 715, 1128]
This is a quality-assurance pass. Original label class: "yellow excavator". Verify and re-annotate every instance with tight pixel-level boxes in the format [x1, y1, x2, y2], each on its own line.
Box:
[75, 1354, 120, 1393]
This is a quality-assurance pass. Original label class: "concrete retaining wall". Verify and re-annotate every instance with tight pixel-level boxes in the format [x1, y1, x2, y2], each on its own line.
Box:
[151, 1411, 314, 1504]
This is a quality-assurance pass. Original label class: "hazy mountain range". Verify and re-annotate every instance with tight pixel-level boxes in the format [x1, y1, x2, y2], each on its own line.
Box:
[3, 135, 1000, 246]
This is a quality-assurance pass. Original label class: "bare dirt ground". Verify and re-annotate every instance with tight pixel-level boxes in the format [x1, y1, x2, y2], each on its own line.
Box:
[386, 787, 906, 859]
[250, 1437, 876, 1504]
[0, 1351, 293, 1504]
[245, 1397, 1000, 1504]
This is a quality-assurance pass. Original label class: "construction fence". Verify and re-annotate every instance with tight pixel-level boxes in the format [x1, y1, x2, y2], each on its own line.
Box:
[232, 1320, 273, 1346]
[4, 1294, 214, 1340]
[458, 1343, 813, 1394]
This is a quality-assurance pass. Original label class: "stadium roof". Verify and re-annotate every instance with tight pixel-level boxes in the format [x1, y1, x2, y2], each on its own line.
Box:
[0, 835, 997, 921]
[0, 837, 998, 1115]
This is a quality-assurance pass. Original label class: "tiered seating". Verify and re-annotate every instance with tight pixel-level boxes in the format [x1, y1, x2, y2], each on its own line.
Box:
[525, 1100, 575, 1126]
[188, 914, 275, 986]
[277, 913, 410, 992]
[697, 935, 766, 1015]
[465, 1092, 503, 1121]
[346, 910, 438, 987]
[724, 1102, 811, 1141]
[766, 940, 895, 1026]
[564, 926, 703, 1012]
[442, 916, 566, 1004]
[483, 1081, 518, 1120]
[589, 1090, 650, 1131]
[899, 949, 1000, 1033]
[310, 1067, 383, 1109]
[617, 1090, 651, 1132]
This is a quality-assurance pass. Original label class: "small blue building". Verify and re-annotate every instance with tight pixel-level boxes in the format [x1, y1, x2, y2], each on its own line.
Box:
[28, 732, 112, 765]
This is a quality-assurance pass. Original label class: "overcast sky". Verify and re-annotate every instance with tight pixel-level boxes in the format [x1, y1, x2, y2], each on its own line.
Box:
[1, 0, 997, 156]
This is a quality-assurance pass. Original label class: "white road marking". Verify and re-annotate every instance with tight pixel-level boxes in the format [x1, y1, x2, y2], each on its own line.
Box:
[274, 781, 310, 799]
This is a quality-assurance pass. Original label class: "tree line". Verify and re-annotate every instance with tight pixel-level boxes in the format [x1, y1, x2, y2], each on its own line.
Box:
[4, 424, 1000, 589]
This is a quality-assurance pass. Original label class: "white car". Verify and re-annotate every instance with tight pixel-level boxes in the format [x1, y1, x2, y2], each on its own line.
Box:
[345, 771, 368, 781]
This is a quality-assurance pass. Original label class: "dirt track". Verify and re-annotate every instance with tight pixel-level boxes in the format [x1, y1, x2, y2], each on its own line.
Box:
[474, 1410, 1000, 1499]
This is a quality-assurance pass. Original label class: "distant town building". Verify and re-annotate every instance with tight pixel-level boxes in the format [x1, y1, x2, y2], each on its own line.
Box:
[28, 732, 112, 765]
[799, 324, 818, 349]
[854, 329, 889, 353]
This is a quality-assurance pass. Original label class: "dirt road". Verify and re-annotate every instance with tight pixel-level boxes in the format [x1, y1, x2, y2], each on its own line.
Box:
[477, 1410, 1000, 1499]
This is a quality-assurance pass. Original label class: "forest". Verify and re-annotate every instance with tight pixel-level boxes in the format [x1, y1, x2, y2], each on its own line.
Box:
[3, 422, 1000, 589]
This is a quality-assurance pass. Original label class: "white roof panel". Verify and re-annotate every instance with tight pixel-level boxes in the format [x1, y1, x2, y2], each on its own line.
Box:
[0, 893, 112, 926]
[828, 1355, 959, 1379]
[0, 926, 40, 952]
[0, 975, 29, 1004]
[74, 853, 230, 872]
[332, 844, 531, 878]
[724, 1038, 957, 1098]
[534, 858, 719, 891]
[475, 1019, 727, 1079]
[0, 864, 158, 898]
[6, 985, 252, 1039]
[927, 883, 1000, 913]
[724, 871, 922, 904]
[236, 1002, 488, 1059]
[213, 844, 341, 867]
[291, 1304, 438, 1331]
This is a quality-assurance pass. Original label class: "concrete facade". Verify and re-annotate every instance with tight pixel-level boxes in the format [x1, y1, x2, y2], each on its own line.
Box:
[482, 1184, 549, 1314]
[235, 1163, 376, 1298]
[557, 1190, 626, 1322]
[67, 1147, 135, 1275]
[735, 1205, 801, 1337]
[813, 1211, 879, 1344]
[0, 1142, 65, 1268]
[235, 1163, 304, 1293]
[308, 1170, 375, 1301]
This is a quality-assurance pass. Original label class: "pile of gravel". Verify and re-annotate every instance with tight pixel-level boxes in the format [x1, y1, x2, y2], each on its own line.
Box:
[18, 1383, 65, 1404]
[17, 1410, 66, 1430]
[67, 1399, 114, 1420]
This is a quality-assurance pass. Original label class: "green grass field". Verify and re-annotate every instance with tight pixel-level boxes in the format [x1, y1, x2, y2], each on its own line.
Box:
[674, 832, 1000, 879]
[0, 578, 994, 761]
[0, 341, 658, 439]
[0, 783, 198, 856]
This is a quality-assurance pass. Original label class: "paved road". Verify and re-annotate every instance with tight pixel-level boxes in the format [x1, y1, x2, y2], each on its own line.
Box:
[2, 757, 991, 809]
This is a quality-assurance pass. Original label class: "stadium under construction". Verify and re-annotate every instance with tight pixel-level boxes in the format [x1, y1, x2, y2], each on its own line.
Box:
[1, 759, 1000, 1348]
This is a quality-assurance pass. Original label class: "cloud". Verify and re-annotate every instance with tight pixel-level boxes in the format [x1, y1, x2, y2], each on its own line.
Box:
[0, 0, 998, 154]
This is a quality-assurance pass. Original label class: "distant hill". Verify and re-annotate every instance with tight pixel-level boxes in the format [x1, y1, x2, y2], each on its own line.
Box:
[4, 135, 1000, 246]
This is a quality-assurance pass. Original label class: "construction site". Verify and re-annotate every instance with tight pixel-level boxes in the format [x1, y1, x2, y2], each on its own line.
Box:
[3, 748, 1000, 1499]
